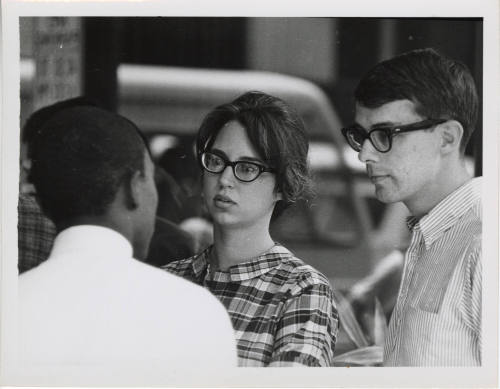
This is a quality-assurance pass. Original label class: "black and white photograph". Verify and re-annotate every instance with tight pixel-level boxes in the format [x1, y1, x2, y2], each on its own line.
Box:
[0, 0, 498, 387]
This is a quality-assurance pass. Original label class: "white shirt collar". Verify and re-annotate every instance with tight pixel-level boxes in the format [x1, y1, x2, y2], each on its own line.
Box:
[49, 225, 133, 260]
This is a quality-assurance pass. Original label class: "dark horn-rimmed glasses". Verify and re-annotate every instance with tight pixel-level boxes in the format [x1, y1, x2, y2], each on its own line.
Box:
[341, 118, 447, 153]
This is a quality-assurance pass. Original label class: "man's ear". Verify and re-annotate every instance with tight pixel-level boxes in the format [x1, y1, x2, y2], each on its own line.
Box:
[439, 120, 463, 155]
[124, 170, 143, 210]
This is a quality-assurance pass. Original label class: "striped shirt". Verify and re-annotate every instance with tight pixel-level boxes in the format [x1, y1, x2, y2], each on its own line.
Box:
[163, 244, 338, 367]
[384, 177, 482, 366]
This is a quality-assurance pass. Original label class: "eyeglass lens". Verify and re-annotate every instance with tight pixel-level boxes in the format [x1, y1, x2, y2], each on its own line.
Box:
[346, 128, 390, 152]
[370, 130, 391, 151]
[202, 152, 225, 171]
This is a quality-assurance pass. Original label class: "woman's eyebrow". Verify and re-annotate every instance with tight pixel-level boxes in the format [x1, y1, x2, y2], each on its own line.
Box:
[210, 148, 264, 164]
[238, 156, 265, 164]
[209, 148, 229, 159]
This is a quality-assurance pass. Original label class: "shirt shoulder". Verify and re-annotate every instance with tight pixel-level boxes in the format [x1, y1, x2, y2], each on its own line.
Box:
[162, 255, 200, 282]
[449, 177, 481, 237]
[144, 261, 238, 365]
[123, 259, 235, 333]
[454, 197, 482, 244]
[163, 256, 195, 273]
[275, 254, 333, 296]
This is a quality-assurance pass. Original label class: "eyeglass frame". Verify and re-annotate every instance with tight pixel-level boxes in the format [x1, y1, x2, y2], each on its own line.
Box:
[341, 118, 448, 153]
[199, 151, 275, 183]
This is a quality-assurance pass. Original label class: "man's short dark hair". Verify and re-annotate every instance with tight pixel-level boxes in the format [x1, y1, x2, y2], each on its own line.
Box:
[196, 91, 313, 219]
[30, 105, 148, 227]
[354, 48, 479, 152]
[22, 96, 98, 159]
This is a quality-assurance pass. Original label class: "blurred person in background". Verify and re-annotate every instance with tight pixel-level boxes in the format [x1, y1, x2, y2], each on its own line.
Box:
[146, 166, 196, 266]
[342, 48, 481, 366]
[18, 193, 56, 274]
[157, 142, 200, 219]
[19, 104, 237, 372]
[157, 143, 215, 253]
[164, 91, 338, 367]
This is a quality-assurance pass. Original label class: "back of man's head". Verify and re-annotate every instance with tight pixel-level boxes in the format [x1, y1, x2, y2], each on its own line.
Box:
[22, 97, 97, 158]
[30, 105, 148, 229]
[354, 48, 479, 153]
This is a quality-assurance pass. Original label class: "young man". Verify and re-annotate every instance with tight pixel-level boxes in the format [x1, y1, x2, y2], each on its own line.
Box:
[342, 48, 481, 366]
[18, 98, 92, 274]
[18, 105, 237, 378]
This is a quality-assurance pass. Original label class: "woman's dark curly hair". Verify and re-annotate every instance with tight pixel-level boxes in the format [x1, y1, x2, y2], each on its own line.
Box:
[196, 91, 313, 219]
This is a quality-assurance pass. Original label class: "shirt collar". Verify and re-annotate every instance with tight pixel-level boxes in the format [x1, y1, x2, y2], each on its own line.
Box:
[406, 177, 481, 248]
[50, 225, 133, 259]
[190, 244, 293, 282]
[190, 248, 211, 280]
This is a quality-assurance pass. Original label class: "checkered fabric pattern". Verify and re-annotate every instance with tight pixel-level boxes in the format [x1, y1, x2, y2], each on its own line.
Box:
[18, 194, 56, 274]
[163, 244, 338, 366]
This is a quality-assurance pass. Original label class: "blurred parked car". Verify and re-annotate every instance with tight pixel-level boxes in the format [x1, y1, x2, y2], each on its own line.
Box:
[20, 60, 391, 281]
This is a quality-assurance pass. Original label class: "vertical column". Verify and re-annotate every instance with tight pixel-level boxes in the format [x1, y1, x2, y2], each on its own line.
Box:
[378, 19, 397, 62]
[83, 18, 122, 111]
[473, 21, 482, 177]
[32, 17, 83, 111]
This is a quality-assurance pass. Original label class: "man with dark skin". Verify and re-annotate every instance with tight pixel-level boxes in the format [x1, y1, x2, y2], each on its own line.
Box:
[18, 105, 236, 377]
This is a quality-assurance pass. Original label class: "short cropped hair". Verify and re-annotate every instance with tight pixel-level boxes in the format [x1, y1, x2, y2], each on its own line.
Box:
[355, 48, 478, 152]
[30, 105, 148, 226]
[196, 91, 312, 218]
[22, 96, 97, 159]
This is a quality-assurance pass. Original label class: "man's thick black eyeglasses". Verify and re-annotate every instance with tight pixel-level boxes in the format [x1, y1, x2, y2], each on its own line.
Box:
[341, 118, 447, 153]
[200, 151, 275, 182]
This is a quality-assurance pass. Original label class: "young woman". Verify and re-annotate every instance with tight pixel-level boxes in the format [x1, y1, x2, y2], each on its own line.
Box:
[164, 91, 338, 367]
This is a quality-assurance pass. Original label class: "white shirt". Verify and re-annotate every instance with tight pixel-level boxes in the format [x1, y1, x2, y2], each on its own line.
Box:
[384, 178, 481, 366]
[18, 225, 237, 381]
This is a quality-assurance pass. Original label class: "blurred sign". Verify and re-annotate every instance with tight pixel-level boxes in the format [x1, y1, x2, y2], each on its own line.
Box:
[32, 17, 82, 110]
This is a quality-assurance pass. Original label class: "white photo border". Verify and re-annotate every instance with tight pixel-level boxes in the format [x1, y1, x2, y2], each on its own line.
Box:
[1, 0, 498, 387]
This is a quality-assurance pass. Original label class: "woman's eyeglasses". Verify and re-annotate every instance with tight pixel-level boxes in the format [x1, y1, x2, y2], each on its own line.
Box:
[341, 118, 447, 153]
[200, 151, 275, 183]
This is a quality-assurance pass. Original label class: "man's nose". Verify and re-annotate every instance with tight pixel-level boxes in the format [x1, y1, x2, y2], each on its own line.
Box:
[358, 138, 379, 163]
